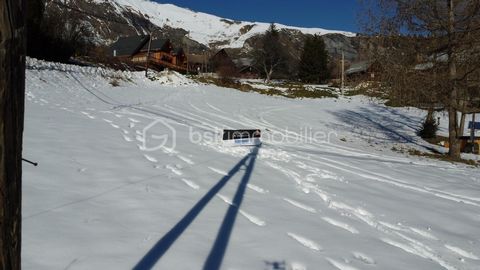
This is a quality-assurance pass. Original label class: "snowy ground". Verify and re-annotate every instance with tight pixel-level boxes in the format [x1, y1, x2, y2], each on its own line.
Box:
[23, 60, 480, 270]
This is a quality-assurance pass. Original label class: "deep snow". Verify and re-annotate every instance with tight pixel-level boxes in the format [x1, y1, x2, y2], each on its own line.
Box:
[23, 60, 480, 270]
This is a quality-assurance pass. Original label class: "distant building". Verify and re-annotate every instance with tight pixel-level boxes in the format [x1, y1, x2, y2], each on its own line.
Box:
[345, 60, 380, 81]
[109, 35, 187, 73]
[209, 49, 237, 74]
[232, 58, 259, 79]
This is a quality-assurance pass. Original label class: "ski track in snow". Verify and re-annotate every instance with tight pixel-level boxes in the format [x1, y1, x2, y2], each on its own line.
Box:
[445, 244, 479, 260]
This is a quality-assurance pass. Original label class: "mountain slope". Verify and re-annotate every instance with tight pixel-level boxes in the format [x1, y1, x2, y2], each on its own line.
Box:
[93, 0, 356, 48]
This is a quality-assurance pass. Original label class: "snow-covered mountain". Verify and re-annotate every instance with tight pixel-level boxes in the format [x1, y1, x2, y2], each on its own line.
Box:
[49, 0, 357, 56]
[92, 0, 356, 47]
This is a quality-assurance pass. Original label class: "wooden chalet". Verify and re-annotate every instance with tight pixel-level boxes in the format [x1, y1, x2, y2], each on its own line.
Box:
[187, 54, 209, 73]
[232, 58, 259, 79]
[345, 60, 381, 82]
[109, 35, 187, 73]
[209, 49, 237, 74]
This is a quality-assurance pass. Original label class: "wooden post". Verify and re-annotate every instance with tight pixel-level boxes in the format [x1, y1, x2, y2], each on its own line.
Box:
[0, 0, 26, 269]
[145, 33, 153, 77]
[471, 113, 476, 153]
[341, 50, 345, 95]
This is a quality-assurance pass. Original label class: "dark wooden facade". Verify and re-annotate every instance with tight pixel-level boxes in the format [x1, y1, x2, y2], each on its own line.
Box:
[109, 35, 187, 73]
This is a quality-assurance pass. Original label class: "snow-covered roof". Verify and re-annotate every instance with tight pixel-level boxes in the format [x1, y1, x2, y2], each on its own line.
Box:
[346, 61, 371, 75]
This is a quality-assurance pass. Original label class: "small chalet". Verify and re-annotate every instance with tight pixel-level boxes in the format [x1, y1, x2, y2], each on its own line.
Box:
[233, 58, 259, 79]
[109, 35, 187, 73]
[187, 54, 209, 73]
[345, 60, 380, 81]
[209, 49, 237, 74]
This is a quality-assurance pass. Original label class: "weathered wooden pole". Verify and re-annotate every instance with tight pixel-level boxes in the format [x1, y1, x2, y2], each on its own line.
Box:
[145, 33, 153, 77]
[0, 0, 26, 269]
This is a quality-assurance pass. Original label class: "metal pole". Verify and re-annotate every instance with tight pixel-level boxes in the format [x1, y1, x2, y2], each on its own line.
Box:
[145, 33, 153, 77]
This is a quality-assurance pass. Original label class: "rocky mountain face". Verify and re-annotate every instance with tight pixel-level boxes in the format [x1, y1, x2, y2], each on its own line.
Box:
[46, 0, 364, 62]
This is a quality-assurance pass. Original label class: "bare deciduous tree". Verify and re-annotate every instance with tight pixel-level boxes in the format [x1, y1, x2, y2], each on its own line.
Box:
[360, 0, 480, 158]
[254, 23, 288, 83]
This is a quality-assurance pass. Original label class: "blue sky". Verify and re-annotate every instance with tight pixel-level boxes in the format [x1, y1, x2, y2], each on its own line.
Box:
[157, 0, 360, 32]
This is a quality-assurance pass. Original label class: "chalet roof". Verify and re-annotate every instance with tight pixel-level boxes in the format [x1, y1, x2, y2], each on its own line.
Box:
[187, 54, 208, 64]
[139, 38, 170, 52]
[110, 35, 149, 57]
[232, 58, 254, 68]
[346, 60, 372, 75]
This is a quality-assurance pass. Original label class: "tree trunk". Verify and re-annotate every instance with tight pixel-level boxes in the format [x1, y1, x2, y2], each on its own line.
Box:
[0, 0, 26, 269]
[447, 0, 461, 159]
[458, 113, 466, 137]
[448, 108, 461, 158]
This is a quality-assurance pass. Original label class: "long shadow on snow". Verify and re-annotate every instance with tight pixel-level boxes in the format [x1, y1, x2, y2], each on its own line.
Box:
[329, 106, 437, 152]
[133, 146, 260, 270]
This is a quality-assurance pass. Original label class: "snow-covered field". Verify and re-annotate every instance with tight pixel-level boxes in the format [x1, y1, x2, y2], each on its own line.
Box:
[23, 60, 480, 270]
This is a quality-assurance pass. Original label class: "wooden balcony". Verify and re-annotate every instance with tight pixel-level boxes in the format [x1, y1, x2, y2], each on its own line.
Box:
[131, 52, 187, 73]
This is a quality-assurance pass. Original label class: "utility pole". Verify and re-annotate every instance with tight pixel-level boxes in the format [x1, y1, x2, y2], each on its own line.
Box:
[185, 31, 190, 75]
[0, 0, 26, 269]
[145, 33, 153, 77]
[341, 50, 345, 95]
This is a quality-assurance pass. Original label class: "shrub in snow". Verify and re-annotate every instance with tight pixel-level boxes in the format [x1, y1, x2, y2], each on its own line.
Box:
[418, 117, 438, 139]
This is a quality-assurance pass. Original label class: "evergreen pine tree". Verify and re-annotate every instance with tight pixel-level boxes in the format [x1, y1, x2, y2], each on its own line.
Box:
[298, 35, 330, 83]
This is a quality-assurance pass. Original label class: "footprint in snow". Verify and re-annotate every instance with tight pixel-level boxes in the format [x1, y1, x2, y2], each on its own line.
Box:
[283, 198, 317, 213]
[81, 111, 96, 119]
[143, 155, 157, 163]
[181, 178, 200, 190]
[216, 194, 266, 226]
[178, 155, 195, 165]
[122, 135, 133, 142]
[287, 233, 322, 251]
[208, 167, 229, 176]
[247, 183, 268, 194]
[166, 164, 183, 176]
[352, 252, 376, 265]
[128, 118, 140, 123]
[326, 258, 360, 270]
[322, 217, 359, 234]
